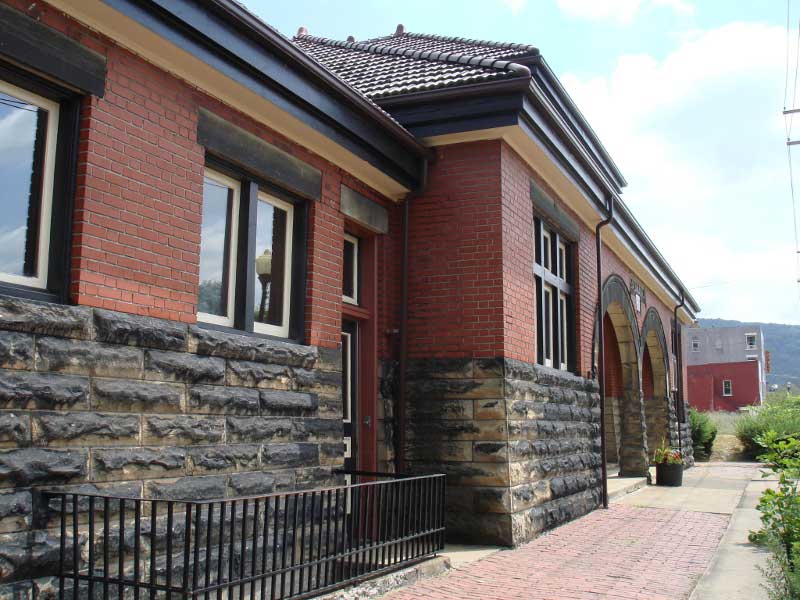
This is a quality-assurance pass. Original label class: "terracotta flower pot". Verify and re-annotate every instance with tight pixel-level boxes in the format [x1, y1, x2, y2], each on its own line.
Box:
[655, 462, 683, 486]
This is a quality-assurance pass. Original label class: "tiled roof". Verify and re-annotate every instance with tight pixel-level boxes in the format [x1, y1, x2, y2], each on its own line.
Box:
[293, 29, 537, 99]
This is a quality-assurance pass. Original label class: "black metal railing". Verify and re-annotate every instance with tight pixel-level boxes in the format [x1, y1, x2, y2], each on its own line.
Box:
[44, 471, 445, 599]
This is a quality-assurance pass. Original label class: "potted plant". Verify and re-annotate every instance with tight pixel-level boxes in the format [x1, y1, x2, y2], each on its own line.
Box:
[653, 443, 684, 486]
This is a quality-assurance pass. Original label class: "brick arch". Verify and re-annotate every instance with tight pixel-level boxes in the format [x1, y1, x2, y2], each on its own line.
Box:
[597, 275, 648, 476]
[640, 308, 671, 460]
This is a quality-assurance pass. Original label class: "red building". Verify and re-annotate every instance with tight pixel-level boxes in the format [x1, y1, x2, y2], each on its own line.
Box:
[0, 1, 699, 595]
[688, 361, 762, 412]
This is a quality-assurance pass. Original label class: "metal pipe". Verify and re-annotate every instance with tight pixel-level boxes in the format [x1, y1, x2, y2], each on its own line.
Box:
[595, 194, 614, 509]
[396, 160, 428, 473]
[672, 289, 686, 457]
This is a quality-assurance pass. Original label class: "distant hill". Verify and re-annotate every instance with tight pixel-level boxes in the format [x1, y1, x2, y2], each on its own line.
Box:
[698, 318, 800, 389]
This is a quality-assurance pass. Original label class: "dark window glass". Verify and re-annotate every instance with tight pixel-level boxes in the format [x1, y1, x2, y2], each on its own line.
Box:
[0, 89, 49, 281]
[254, 198, 289, 329]
[198, 175, 234, 318]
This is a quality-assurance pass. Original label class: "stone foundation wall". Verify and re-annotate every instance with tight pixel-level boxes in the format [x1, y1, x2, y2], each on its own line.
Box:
[377, 361, 398, 474]
[405, 357, 600, 547]
[0, 295, 343, 596]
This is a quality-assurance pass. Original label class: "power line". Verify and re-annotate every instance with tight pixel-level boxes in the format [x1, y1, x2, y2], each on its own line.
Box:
[783, 0, 800, 301]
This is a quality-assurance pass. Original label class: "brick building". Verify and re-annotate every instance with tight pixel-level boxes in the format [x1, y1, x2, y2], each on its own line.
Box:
[0, 0, 699, 596]
[687, 326, 767, 411]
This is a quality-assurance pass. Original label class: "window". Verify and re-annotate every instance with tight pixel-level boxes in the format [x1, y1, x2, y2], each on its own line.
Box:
[691, 338, 700, 352]
[342, 233, 359, 305]
[0, 79, 59, 290]
[534, 218, 573, 371]
[747, 355, 758, 362]
[745, 333, 757, 350]
[722, 380, 733, 397]
[198, 169, 239, 326]
[197, 162, 304, 339]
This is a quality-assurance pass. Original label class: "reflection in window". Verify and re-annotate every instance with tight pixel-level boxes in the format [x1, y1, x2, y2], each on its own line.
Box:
[0, 81, 58, 288]
[198, 170, 238, 325]
[343, 233, 358, 304]
[253, 193, 293, 337]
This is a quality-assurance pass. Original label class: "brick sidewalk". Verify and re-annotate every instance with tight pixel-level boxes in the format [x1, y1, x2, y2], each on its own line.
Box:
[385, 505, 729, 600]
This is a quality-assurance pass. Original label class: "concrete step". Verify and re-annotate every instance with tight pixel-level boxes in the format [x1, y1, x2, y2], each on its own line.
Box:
[608, 476, 648, 502]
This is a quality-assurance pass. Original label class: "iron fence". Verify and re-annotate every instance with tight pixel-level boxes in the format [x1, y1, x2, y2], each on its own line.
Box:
[44, 471, 445, 599]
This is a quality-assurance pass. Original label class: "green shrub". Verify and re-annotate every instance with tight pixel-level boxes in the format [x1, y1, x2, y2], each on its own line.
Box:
[736, 397, 800, 459]
[689, 408, 718, 461]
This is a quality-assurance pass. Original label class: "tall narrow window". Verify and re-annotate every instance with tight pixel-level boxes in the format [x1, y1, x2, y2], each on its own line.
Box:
[253, 192, 294, 338]
[722, 380, 733, 396]
[534, 218, 573, 371]
[342, 233, 359, 305]
[198, 169, 239, 326]
[0, 80, 59, 290]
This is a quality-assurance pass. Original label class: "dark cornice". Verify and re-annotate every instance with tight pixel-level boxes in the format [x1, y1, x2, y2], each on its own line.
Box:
[100, 0, 430, 190]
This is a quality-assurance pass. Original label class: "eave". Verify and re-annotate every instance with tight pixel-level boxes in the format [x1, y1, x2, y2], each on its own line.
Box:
[50, 0, 431, 198]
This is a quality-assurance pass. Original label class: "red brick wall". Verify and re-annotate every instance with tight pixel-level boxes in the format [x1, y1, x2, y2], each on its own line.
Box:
[603, 314, 624, 398]
[10, 0, 399, 349]
[642, 345, 655, 398]
[407, 141, 504, 358]
[688, 361, 761, 411]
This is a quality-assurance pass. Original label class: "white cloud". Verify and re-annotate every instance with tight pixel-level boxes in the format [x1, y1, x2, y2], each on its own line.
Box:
[561, 22, 799, 323]
[499, 0, 527, 14]
[557, 0, 694, 24]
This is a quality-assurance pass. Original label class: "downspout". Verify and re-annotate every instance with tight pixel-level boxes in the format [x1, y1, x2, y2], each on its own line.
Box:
[672, 289, 686, 457]
[595, 194, 614, 510]
[396, 160, 428, 473]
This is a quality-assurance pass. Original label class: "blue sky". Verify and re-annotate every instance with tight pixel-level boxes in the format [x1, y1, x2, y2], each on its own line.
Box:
[249, 0, 797, 325]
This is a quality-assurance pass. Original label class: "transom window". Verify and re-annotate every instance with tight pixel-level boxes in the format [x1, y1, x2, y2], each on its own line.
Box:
[722, 379, 733, 397]
[198, 164, 302, 339]
[342, 233, 359, 305]
[0, 79, 59, 290]
[534, 218, 573, 371]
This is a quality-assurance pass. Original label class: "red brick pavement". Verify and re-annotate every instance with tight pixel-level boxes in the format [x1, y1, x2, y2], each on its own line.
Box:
[386, 505, 729, 600]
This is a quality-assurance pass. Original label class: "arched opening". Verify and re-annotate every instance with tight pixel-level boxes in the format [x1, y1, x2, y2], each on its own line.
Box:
[640, 309, 670, 461]
[599, 276, 649, 477]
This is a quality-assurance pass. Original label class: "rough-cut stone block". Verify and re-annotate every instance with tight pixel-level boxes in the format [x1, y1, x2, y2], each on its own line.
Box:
[187, 326, 317, 367]
[142, 416, 223, 445]
[0, 415, 28, 448]
[293, 369, 342, 393]
[0, 448, 87, 487]
[407, 358, 473, 380]
[474, 486, 512, 513]
[0, 491, 30, 533]
[319, 442, 344, 466]
[187, 445, 260, 474]
[227, 471, 275, 496]
[260, 390, 318, 415]
[0, 530, 60, 584]
[0, 371, 88, 411]
[91, 378, 183, 413]
[94, 309, 187, 351]
[225, 417, 292, 443]
[144, 350, 224, 384]
[407, 419, 506, 442]
[406, 441, 472, 462]
[473, 441, 508, 463]
[315, 347, 342, 372]
[225, 360, 292, 389]
[291, 418, 342, 442]
[474, 398, 505, 420]
[35, 338, 142, 378]
[474, 358, 504, 379]
[317, 393, 343, 419]
[0, 296, 91, 339]
[0, 332, 33, 371]
[145, 475, 226, 501]
[408, 399, 473, 420]
[407, 378, 503, 402]
[0, 580, 31, 599]
[187, 385, 259, 415]
[31, 412, 139, 447]
[92, 447, 186, 481]
[262, 443, 319, 468]
[410, 461, 508, 487]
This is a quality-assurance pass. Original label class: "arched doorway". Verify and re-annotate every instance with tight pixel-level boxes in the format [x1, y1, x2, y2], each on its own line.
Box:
[599, 275, 649, 477]
[640, 308, 670, 461]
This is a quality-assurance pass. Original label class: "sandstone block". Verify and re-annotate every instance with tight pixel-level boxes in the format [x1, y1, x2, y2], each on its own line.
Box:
[0, 296, 91, 339]
[92, 447, 186, 481]
[187, 385, 259, 415]
[188, 326, 317, 368]
[0, 414, 28, 448]
[0, 371, 88, 411]
[145, 475, 226, 501]
[91, 378, 184, 413]
[227, 471, 275, 497]
[225, 417, 292, 443]
[225, 360, 291, 389]
[144, 350, 224, 384]
[94, 309, 187, 351]
[0, 448, 87, 487]
[32, 412, 139, 447]
[261, 443, 319, 468]
[260, 390, 318, 415]
[142, 416, 223, 445]
[0, 332, 33, 371]
[36, 338, 142, 378]
[187, 445, 260, 474]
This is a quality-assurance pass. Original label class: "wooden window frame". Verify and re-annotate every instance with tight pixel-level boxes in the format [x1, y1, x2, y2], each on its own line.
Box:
[198, 156, 307, 343]
[722, 379, 733, 397]
[534, 217, 574, 372]
[342, 232, 360, 306]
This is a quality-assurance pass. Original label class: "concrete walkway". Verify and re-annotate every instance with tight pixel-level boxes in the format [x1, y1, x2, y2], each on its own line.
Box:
[382, 463, 764, 600]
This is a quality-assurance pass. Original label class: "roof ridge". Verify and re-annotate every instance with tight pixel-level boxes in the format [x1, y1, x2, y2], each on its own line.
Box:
[396, 31, 539, 55]
[295, 34, 532, 77]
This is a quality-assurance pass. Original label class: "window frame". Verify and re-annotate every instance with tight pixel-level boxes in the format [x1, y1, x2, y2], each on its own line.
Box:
[745, 333, 757, 350]
[691, 338, 700, 352]
[342, 232, 359, 306]
[253, 190, 295, 339]
[722, 379, 733, 397]
[0, 62, 80, 304]
[198, 156, 307, 343]
[534, 217, 574, 372]
[197, 168, 240, 328]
